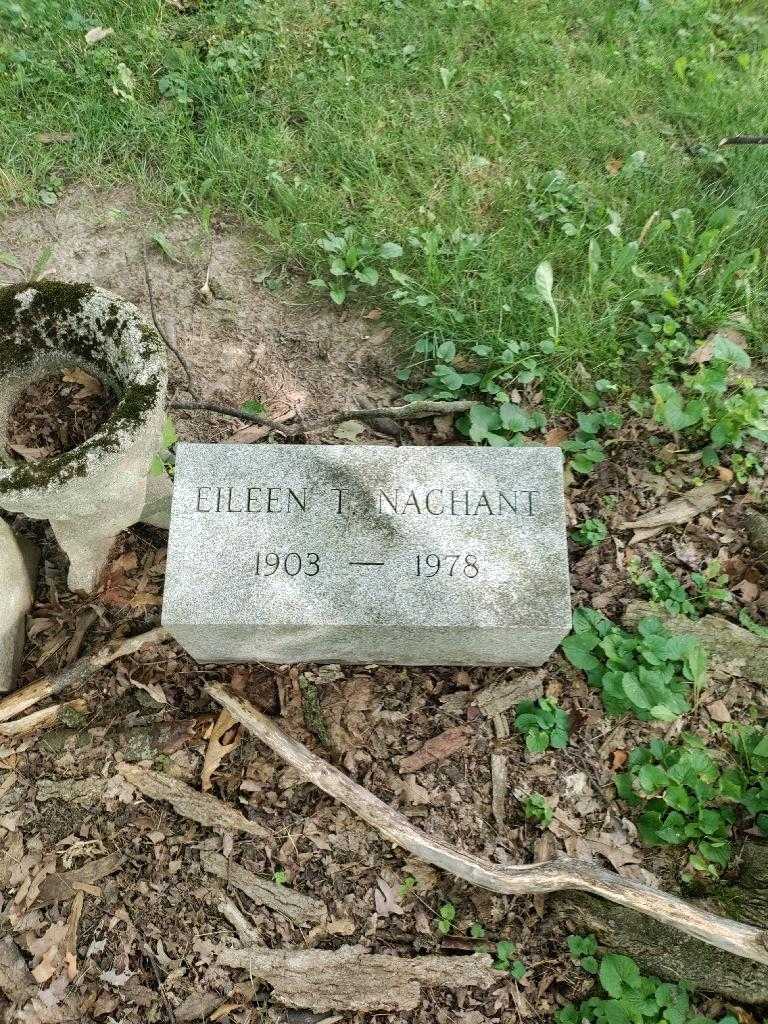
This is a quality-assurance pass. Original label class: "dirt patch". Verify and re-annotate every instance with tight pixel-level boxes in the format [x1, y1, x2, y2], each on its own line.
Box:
[0, 187, 398, 443]
[5, 370, 118, 462]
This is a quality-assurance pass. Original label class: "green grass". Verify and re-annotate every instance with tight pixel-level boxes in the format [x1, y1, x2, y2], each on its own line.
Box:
[2, 0, 768, 418]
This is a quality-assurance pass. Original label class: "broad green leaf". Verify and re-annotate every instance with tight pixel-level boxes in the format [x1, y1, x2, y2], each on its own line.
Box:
[499, 403, 534, 432]
[683, 645, 708, 684]
[526, 730, 549, 754]
[599, 954, 641, 999]
[663, 784, 692, 812]
[699, 840, 731, 867]
[561, 632, 600, 671]
[355, 266, 379, 286]
[712, 333, 750, 369]
[637, 764, 669, 793]
[468, 403, 502, 443]
[649, 702, 684, 722]
[622, 674, 651, 711]
[380, 242, 403, 259]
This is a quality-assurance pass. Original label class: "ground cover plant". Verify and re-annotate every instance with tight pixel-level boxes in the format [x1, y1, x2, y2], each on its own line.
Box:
[558, 943, 738, 1024]
[515, 697, 570, 753]
[628, 555, 733, 617]
[561, 610, 708, 721]
[614, 728, 768, 877]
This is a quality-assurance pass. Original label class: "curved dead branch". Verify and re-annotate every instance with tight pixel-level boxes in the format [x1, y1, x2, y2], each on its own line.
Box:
[208, 684, 768, 968]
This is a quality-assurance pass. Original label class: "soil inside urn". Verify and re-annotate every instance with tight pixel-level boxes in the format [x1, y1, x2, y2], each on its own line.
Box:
[5, 370, 118, 462]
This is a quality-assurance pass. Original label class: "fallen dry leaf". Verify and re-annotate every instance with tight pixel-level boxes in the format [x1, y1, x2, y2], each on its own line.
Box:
[544, 426, 570, 446]
[61, 367, 104, 396]
[611, 749, 629, 770]
[201, 708, 240, 792]
[28, 921, 67, 984]
[85, 26, 114, 44]
[375, 877, 404, 918]
[736, 579, 760, 602]
[398, 726, 470, 773]
[706, 700, 732, 724]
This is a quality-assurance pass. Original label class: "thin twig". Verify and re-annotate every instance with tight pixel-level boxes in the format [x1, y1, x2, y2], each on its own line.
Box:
[719, 135, 768, 147]
[170, 398, 473, 438]
[170, 401, 290, 434]
[0, 626, 169, 724]
[0, 700, 87, 737]
[208, 685, 768, 968]
[142, 242, 198, 398]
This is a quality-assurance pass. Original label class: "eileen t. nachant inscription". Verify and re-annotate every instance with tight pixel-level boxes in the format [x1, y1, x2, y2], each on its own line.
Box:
[161, 443, 572, 666]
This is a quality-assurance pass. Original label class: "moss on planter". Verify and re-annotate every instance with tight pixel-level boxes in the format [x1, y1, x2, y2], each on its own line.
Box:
[0, 281, 162, 375]
[0, 281, 164, 496]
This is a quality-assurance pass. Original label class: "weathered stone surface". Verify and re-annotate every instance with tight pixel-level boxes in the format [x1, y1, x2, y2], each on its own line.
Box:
[0, 519, 38, 692]
[163, 443, 571, 666]
[0, 281, 167, 591]
[140, 462, 174, 529]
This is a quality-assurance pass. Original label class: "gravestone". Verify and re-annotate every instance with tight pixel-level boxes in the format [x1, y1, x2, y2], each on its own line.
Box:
[162, 443, 571, 666]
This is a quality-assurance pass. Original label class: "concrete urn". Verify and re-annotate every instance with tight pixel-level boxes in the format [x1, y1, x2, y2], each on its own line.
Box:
[0, 281, 168, 591]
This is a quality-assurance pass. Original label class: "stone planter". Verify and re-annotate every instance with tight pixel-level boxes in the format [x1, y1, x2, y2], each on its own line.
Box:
[0, 282, 167, 591]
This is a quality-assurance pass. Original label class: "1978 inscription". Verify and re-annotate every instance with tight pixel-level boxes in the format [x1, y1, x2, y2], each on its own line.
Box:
[193, 485, 539, 518]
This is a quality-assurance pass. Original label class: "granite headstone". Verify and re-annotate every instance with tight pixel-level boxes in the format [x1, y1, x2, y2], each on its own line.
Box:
[162, 443, 571, 666]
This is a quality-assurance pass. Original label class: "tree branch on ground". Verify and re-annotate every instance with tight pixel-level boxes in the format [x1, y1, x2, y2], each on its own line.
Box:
[0, 626, 169, 725]
[208, 684, 768, 968]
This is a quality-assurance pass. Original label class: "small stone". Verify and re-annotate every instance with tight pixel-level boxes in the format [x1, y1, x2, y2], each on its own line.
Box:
[162, 443, 571, 666]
